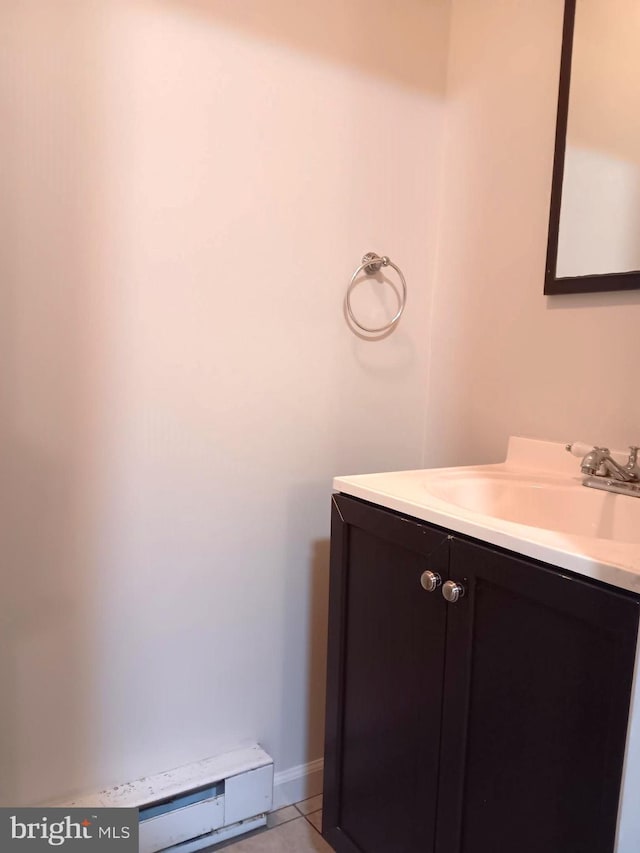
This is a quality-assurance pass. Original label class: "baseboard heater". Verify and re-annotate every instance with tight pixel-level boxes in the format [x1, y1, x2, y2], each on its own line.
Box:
[62, 744, 273, 853]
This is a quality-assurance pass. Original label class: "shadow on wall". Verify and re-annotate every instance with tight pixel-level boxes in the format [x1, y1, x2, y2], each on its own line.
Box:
[161, 0, 450, 95]
[0, 3, 107, 805]
[275, 483, 332, 786]
[306, 537, 331, 772]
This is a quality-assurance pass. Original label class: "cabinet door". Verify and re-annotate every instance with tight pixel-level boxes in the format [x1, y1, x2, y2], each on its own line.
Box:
[323, 495, 449, 853]
[437, 538, 639, 853]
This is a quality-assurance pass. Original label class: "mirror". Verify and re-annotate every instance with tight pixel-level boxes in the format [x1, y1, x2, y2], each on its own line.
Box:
[545, 0, 640, 294]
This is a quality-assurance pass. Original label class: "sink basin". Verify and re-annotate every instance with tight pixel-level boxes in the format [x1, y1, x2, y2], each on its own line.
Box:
[333, 436, 640, 594]
[423, 471, 640, 545]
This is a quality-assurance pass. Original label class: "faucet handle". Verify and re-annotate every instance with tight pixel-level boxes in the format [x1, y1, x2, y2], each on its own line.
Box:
[627, 446, 640, 469]
[566, 442, 596, 458]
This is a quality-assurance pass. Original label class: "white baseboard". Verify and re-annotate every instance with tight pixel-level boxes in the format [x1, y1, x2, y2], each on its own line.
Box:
[272, 758, 324, 810]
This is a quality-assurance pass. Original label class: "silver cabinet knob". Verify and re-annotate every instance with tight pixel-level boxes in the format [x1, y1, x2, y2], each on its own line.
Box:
[420, 570, 442, 592]
[442, 580, 465, 603]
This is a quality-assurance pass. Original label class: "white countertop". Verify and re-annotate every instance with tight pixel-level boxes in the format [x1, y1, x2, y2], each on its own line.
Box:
[334, 437, 640, 595]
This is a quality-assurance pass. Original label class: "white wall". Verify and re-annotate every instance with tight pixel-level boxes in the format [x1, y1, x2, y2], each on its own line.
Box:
[0, 0, 451, 805]
[425, 0, 640, 469]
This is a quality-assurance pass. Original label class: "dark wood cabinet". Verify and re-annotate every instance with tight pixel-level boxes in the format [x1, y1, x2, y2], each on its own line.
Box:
[323, 494, 640, 853]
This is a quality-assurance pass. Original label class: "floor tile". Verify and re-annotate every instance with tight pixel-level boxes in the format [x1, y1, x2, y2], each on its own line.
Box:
[295, 794, 323, 816]
[306, 810, 322, 833]
[266, 806, 299, 829]
[210, 816, 332, 852]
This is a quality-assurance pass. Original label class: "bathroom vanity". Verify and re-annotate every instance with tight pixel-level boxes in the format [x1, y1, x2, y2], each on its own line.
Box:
[322, 438, 640, 853]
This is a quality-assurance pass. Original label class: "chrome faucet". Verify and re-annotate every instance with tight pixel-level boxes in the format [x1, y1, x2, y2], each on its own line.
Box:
[566, 443, 640, 497]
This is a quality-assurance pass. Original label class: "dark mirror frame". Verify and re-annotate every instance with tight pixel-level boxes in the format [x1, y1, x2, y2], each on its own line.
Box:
[545, 0, 640, 295]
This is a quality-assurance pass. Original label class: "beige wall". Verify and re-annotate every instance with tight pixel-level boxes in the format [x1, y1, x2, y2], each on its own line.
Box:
[1, 0, 451, 805]
[566, 0, 640, 165]
[425, 0, 640, 469]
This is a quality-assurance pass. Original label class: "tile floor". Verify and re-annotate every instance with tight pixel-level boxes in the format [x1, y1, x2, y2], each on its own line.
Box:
[204, 796, 330, 852]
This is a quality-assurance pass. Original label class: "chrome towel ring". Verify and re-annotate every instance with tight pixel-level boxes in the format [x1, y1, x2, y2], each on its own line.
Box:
[345, 252, 407, 334]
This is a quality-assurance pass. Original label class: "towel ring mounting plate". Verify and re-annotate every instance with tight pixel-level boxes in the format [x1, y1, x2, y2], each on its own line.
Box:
[346, 252, 407, 334]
